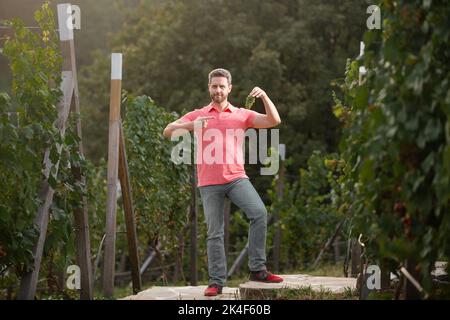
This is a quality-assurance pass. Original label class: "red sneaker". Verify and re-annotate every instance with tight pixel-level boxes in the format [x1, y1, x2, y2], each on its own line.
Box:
[249, 270, 284, 283]
[204, 284, 223, 296]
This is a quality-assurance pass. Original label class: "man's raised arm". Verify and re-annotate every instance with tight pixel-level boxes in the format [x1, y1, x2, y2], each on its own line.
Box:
[163, 116, 214, 138]
[248, 87, 281, 129]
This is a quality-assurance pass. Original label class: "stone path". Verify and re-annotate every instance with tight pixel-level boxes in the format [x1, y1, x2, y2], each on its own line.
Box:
[121, 285, 239, 300]
[120, 274, 357, 300]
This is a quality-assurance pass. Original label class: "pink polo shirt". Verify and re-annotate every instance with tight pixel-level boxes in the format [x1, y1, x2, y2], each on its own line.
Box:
[180, 103, 258, 187]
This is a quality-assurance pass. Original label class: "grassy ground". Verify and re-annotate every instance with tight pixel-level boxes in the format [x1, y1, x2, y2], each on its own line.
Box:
[32, 262, 450, 300]
[248, 286, 358, 300]
[296, 262, 345, 277]
[271, 263, 358, 300]
[241, 263, 358, 300]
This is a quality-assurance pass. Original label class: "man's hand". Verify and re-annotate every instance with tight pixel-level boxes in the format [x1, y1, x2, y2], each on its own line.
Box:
[247, 87, 281, 129]
[194, 116, 215, 129]
[249, 87, 267, 99]
[163, 116, 215, 138]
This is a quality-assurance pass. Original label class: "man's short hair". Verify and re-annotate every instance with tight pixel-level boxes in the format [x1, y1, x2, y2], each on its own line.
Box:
[208, 68, 232, 85]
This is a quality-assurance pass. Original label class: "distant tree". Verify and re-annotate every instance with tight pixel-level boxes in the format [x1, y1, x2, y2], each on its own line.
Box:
[79, 0, 368, 181]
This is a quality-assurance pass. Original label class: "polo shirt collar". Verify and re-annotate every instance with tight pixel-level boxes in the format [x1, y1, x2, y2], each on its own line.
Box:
[207, 103, 236, 113]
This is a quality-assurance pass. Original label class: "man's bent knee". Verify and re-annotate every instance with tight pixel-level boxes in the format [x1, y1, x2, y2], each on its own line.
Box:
[249, 205, 267, 222]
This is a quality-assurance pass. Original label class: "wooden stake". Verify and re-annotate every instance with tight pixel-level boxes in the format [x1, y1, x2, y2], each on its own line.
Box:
[312, 220, 344, 269]
[19, 3, 95, 299]
[403, 260, 423, 299]
[228, 215, 275, 278]
[351, 239, 362, 277]
[103, 53, 123, 297]
[228, 243, 249, 278]
[18, 72, 74, 300]
[57, 3, 93, 300]
[118, 121, 142, 294]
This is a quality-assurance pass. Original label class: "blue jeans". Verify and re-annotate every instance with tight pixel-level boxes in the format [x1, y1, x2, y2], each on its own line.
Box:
[199, 178, 268, 286]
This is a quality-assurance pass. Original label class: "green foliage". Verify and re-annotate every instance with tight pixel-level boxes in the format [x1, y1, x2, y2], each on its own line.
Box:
[0, 3, 63, 276]
[265, 151, 345, 269]
[0, 3, 97, 298]
[333, 0, 450, 296]
[123, 95, 191, 255]
[79, 0, 367, 175]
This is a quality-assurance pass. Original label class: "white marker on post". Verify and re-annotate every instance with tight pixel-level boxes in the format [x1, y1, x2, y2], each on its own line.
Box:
[359, 66, 367, 76]
[359, 41, 367, 84]
[57, 3, 74, 41]
[111, 53, 123, 80]
[359, 41, 365, 57]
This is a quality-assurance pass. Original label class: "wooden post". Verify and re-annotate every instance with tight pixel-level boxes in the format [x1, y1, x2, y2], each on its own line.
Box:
[359, 41, 367, 85]
[18, 3, 95, 299]
[103, 53, 123, 297]
[57, 3, 93, 300]
[351, 239, 362, 277]
[312, 220, 344, 269]
[118, 122, 142, 294]
[228, 243, 249, 278]
[380, 259, 390, 291]
[189, 165, 198, 285]
[140, 242, 160, 275]
[17, 72, 74, 300]
[333, 236, 341, 264]
[403, 259, 422, 299]
[228, 215, 275, 278]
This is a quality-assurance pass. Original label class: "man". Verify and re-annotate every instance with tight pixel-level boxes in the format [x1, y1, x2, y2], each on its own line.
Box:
[163, 68, 283, 296]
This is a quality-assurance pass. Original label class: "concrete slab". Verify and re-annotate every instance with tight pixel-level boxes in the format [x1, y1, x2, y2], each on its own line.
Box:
[239, 274, 357, 299]
[120, 262, 447, 300]
[120, 285, 240, 300]
[120, 274, 357, 300]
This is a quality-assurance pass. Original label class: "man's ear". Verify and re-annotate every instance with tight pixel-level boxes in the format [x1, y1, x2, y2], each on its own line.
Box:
[228, 84, 232, 92]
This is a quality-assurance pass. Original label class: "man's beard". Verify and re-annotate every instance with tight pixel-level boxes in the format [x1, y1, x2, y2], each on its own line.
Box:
[211, 94, 226, 103]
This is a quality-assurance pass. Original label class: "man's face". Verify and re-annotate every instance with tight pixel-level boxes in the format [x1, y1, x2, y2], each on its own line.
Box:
[209, 76, 232, 104]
